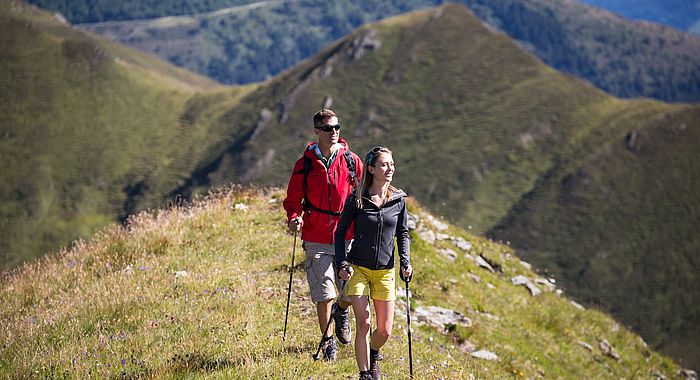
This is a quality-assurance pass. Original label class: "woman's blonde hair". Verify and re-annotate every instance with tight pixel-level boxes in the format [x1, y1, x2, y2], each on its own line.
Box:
[356, 146, 397, 208]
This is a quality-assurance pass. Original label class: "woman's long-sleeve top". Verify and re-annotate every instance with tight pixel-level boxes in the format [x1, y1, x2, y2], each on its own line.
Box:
[334, 189, 410, 273]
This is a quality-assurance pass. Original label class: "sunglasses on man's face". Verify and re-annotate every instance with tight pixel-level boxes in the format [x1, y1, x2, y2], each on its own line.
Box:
[315, 123, 341, 132]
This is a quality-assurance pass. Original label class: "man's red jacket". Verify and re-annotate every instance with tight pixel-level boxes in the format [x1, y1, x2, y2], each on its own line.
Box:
[283, 139, 363, 244]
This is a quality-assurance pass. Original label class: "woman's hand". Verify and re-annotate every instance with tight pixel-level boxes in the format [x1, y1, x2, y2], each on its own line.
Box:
[339, 265, 354, 281]
[401, 265, 413, 281]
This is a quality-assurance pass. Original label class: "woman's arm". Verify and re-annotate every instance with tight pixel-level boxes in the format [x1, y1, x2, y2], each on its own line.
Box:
[335, 195, 356, 273]
[396, 197, 411, 271]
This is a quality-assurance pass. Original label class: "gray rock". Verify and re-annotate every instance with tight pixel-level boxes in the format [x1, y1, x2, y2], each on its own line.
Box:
[678, 369, 697, 380]
[426, 215, 449, 231]
[347, 29, 381, 60]
[534, 278, 556, 292]
[417, 228, 436, 244]
[414, 306, 472, 331]
[437, 248, 458, 262]
[406, 212, 418, 230]
[453, 237, 473, 251]
[577, 341, 593, 351]
[436, 233, 450, 240]
[625, 130, 639, 151]
[323, 96, 333, 109]
[511, 275, 542, 296]
[458, 340, 477, 353]
[476, 255, 496, 273]
[599, 339, 620, 360]
[471, 350, 499, 361]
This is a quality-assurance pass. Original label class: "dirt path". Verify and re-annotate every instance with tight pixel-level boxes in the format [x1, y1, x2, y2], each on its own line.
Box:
[77, 0, 284, 29]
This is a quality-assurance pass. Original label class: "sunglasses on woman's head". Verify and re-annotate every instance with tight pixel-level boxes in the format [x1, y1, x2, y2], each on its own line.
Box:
[315, 123, 341, 132]
[366, 146, 388, 166]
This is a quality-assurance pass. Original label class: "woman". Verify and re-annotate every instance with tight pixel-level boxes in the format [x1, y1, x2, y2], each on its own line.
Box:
[335, 146, 413, 380]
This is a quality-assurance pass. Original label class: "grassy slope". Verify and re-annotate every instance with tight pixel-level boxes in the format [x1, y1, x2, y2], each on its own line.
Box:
[462, 0, 700, 102]
[178, 4, 700, 368]
[3, 0, 699, 369]
[0, 0, 257, 268]
[0, 186, 683, 378]
[72, 0, 700, 102]
[489, 103, 700, 366]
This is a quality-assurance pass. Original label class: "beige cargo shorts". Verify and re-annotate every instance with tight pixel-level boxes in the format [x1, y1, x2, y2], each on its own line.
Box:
[303, 240, 351, 303]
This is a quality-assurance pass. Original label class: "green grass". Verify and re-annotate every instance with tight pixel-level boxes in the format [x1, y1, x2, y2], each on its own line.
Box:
[0, 186, 684, 378]
[489, 102, 700, 367]
[0, 0, 254, 268]
[3, 0, 700, 370]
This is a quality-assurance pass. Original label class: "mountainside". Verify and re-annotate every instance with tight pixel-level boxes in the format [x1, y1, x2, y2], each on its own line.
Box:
[0, 186, 687, 378]
[67, 0, 700, 102]
[24, 0, 256, 23]
[577, 0, 700, 34]
[163, 4, 700, 368]
[3, 0, 699, 370]
[488, 105, 700, 366]
[0, 0, 251, 268]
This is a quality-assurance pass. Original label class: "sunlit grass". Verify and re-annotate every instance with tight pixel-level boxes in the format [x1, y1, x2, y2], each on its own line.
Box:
[0, 186, 682, 379]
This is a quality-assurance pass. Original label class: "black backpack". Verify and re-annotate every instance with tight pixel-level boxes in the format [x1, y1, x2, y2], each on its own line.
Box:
[300, 150, 358, 216]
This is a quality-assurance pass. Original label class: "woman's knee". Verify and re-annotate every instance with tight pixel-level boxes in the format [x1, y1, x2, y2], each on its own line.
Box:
[375, 326, 391, 339]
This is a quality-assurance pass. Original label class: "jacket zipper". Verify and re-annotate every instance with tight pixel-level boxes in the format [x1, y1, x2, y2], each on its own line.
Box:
[326, 165, 334, 244]
[375, 206, 383, 269]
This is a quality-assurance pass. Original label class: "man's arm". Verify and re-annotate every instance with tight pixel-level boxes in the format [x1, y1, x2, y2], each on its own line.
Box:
[283, 157, 305, 230]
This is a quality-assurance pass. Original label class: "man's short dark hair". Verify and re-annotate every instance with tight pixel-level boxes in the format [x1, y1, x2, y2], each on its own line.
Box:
[313, 109, 337, 128]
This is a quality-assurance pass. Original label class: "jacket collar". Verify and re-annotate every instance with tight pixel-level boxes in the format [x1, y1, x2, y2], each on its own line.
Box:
[361, 188, 406, 208]
[304, 138, 349, 159]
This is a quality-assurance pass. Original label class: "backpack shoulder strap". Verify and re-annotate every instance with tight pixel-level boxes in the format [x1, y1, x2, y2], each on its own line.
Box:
[302, 155, 312, 203]
[343, 150, 358, 189]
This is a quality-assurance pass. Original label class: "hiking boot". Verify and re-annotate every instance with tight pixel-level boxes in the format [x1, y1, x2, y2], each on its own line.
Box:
[369, 349, 381, 380]
[359, 371, 374, 380]
[321, 336, 337, 361]
[333, 304, 351, 344]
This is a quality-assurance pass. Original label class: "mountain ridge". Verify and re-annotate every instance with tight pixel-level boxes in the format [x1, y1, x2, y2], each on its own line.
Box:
[0, 186, 689, 378]
[2, 0, 699, 369]
[166, 4, 700, 367]
[62, 0, 700, 102]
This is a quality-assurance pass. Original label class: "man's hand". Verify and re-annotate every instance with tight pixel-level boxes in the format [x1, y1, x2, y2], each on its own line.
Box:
[288, 217, 302, 232]
[339, 265, 354, 281]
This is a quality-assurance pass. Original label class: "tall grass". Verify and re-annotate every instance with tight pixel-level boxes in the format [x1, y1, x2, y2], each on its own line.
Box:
[0, 186, 682, 378]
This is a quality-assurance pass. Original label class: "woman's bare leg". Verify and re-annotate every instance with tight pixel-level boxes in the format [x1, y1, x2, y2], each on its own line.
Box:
[370, 299, 394, 350]
[351, 295, 371, 371]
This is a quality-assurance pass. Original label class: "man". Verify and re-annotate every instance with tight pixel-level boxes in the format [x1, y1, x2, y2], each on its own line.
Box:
[283, 109, 363, 361]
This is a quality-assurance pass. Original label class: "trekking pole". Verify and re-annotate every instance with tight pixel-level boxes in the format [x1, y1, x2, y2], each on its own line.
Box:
[404, 276, 414, 379]
[283, 229, 298, 341]
[312, 268, 352, 360]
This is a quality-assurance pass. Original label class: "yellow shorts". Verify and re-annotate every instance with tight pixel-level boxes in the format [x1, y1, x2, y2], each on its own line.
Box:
[345, 265, 396, 301]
